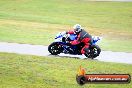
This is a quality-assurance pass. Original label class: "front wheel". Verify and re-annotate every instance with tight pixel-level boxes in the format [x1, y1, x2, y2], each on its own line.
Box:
[48, 42, 63, 55]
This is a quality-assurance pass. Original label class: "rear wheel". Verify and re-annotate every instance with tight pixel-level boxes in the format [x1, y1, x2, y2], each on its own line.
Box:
[85, 45, 101, 59]
[90, 45, 101, 59]
[48, 42, 63, 55]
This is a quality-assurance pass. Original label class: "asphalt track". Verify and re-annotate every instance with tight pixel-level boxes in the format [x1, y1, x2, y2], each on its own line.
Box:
[0, 42, 132, 64]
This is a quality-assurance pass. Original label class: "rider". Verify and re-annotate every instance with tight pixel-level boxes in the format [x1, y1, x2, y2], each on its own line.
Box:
[67, 24, 92, 55]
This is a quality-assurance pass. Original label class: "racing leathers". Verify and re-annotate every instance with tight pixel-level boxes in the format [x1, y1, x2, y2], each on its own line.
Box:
[69, 29, 92, 54]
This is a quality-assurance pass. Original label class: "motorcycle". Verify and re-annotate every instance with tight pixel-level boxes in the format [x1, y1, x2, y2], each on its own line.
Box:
[48, 32, 101, 59]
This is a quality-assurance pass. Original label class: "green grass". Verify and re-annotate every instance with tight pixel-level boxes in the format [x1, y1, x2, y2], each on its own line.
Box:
[0, 1, 132, 88]
[0, 20, 56, 45]
[0, 53, 132, 88]
[99, 39, 132, 52]
[0, 0, 132, 52]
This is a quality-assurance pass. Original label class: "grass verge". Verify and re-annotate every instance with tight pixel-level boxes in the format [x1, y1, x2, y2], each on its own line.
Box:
[0, 53, 132, 88]
[0, 0, 132, 52]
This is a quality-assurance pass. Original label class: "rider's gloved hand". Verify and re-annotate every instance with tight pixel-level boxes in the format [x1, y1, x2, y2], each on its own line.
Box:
[67, 30, 75, 34]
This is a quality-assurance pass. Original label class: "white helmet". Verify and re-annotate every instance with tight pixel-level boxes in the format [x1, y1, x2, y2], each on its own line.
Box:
[73, 24, 82, 33]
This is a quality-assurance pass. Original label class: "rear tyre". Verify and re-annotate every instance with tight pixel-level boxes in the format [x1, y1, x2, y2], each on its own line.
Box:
[85, 45, 101, 59]
[48, 42, 63, 55]
[90, 45, 101, 59]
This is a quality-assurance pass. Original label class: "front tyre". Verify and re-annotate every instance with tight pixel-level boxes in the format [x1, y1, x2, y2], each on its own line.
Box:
[48, 42, 63, 55]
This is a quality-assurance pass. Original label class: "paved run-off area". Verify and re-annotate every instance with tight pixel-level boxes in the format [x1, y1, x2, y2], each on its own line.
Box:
[0, 42, 132, 64]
